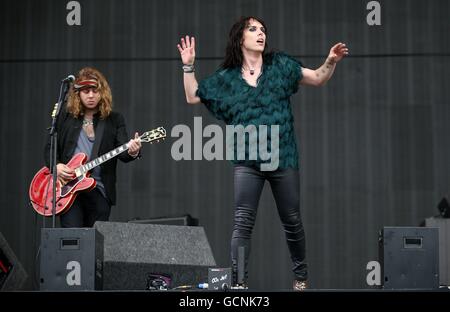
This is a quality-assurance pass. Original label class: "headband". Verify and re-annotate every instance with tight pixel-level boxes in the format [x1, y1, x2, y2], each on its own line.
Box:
[74, 79, 98, 90]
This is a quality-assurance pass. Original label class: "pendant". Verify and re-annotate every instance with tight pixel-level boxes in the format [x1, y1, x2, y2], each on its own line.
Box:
[250, 69, 255, 75]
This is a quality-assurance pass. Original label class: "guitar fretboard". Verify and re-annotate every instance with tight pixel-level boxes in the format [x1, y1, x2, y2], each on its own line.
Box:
[77, 143, 129, 176]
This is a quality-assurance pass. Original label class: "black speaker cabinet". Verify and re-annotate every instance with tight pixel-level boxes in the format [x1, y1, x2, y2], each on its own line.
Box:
[40, 228, 103, 291]
[0, 232, 28, 291]
[425, 217, 450, 286]
[379, 226, 439, 289]
[94, 221, 216, 290]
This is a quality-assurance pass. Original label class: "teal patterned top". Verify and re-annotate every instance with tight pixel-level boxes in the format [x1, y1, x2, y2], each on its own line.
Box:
[196, 52, 303, 169]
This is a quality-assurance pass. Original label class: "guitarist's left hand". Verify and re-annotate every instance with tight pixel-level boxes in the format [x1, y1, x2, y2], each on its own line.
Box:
[128, 132, 142, 158]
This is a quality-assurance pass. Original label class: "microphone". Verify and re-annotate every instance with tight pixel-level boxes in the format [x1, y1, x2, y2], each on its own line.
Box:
[61, 75, 75, 83]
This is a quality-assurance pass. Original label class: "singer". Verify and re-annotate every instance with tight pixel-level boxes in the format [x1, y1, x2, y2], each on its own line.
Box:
[177, 16, 348, 290]
[43, 67, 142, 227]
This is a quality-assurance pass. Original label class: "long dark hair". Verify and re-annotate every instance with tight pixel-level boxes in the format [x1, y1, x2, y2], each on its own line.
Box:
[221, 16, 273, 69]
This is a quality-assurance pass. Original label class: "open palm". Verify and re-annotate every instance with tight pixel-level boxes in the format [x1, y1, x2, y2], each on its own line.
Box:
[177, 35, 196, 65]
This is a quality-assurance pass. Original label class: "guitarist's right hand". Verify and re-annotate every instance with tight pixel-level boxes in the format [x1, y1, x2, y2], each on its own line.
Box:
[57, 163, 74, 184]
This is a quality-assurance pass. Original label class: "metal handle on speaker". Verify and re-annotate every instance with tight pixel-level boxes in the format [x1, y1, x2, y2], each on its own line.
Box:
[403, 237, 423, 249]
[60, 238, 80, 250]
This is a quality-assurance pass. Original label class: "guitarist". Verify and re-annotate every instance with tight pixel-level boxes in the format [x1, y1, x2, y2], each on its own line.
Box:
[44, 67, 142, 227]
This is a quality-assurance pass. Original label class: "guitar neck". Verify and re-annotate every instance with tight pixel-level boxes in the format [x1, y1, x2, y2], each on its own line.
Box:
[76, 143, 130, 176]
[73, 126, 166, 177]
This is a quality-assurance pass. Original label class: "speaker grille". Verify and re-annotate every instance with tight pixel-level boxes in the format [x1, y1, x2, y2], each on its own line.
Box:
[94, 221, 216, 290]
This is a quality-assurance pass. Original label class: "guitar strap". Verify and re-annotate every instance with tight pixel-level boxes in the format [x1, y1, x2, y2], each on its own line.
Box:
[90, 119, 105, 160]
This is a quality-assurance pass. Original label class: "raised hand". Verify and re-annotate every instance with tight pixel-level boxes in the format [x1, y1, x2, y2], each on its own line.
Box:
[328, 43, 349, 63]
[177, 35, 196, 65]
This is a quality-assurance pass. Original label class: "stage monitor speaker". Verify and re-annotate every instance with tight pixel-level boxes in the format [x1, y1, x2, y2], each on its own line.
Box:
[94, 221, 216, 290]
[379, 226, 439, 289]
[425, 217, 450, 286]
[39, 228, 104, 291]
[0, 232, 28, 291]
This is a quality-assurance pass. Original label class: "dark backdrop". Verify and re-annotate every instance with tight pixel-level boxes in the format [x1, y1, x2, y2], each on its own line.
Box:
[1, 0, 449, 289]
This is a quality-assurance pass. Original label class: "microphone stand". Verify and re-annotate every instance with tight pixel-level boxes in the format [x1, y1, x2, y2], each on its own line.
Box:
[48, 79, 71, 228]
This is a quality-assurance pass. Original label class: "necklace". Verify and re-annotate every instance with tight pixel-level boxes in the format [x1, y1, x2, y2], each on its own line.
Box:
[242, 65, 256, 75]
[82, 118, 94, 127]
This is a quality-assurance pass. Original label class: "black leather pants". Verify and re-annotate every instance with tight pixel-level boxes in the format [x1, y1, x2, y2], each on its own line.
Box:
[231, 165, 307, 284]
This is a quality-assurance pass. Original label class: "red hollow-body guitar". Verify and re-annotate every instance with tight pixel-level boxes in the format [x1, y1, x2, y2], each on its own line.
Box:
[29, 127, 166, 216]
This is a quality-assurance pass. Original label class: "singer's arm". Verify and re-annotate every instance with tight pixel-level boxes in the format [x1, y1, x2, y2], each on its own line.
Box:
[177, 35, 201, 105]
[183, 72, 201, 104]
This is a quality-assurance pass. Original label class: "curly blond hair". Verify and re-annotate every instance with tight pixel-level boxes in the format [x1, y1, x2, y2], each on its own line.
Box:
[67, 67, 112, 119]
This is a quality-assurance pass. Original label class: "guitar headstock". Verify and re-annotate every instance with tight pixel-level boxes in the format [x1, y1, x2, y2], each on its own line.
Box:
[140, 127, 167, 144]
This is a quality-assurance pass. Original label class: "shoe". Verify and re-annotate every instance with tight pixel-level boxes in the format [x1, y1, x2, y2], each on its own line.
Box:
[293, 280, 307, 291]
